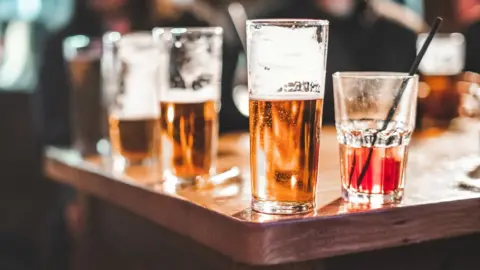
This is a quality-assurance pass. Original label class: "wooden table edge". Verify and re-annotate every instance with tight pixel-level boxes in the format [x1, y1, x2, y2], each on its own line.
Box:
[44, 149, 480, 266]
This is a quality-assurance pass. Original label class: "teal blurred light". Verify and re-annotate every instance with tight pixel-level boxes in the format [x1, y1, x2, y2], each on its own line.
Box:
[0, 0, 74, 92]
[0, 0, 74, 31]
[391, 0, 424, 16]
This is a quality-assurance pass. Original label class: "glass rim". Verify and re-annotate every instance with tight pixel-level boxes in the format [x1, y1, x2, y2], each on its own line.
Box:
[333, 72, 418, 79]
[63, 35, 101, 49]
[116, 32, 155, 49]
[153, 26, 223, 35]
[102, 31, 157, 47]
[247, 19, 329, 27]
[102, 31, 122, 45]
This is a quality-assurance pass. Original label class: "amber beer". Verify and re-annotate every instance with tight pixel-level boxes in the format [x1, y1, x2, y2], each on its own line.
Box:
[420, 74, 460, 125]
[160, 99, 218, 180]
[109, 115, 160, 163]
[416, 33, 465, 127]
[249, 95, 323, 213]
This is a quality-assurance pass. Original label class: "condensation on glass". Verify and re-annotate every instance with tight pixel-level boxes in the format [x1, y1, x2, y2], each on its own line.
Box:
[333, 72, 419, 205]
[247, 19, 329, 214]
[153, 27, 223, 185]
[102, 31, 165, 170]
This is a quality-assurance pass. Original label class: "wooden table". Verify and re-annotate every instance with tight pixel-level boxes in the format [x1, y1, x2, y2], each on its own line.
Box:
[45, 121, 480, 270]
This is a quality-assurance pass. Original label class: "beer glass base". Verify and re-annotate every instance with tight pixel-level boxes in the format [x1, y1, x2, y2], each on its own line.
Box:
[163, 169, 217, 188]
[112, 155, 156, 172]
[342, 188, 403, 205]
[252, 200, 314, 215]
[163, 171, 198, 186]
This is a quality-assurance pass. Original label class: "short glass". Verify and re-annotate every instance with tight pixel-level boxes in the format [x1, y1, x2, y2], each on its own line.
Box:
[63, 35, 107, 157]
[333, 72, 419, 204]
[153, 27, 223, 184]
[103, 32, 162, 168]
[247, 19, 329, 214]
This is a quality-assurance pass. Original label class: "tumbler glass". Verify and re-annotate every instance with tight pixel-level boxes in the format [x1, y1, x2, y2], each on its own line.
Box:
[333, 72, 419, 204]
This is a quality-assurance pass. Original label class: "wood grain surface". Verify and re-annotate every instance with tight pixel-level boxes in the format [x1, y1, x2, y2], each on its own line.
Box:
[44, 120, 480, 265]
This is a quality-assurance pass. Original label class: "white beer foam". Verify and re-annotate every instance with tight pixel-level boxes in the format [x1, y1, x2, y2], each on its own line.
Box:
[118, 33, 158, 66]
[159, 87, 220, 103]
[248, 25, 326, 96]
[120, 69, 159, 117]
[417, 33, 465, 76]
[250, 92, 324, 101]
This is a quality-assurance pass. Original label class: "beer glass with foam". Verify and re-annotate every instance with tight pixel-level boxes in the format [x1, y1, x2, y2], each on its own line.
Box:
[417, 33, 465, 127]
[247, 20, 329, 214]
[103, 32, 163, 168]
[153, 27, 223, 184]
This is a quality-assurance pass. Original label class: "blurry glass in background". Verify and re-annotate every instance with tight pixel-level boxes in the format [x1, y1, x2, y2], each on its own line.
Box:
[459, 71, 480, 119]
[157, 27, 222, 185]
[457, 71, 480, 187]
[104, 32, 161, 169]
[63, 35, 106, 156]
[416, 33, 465, 128]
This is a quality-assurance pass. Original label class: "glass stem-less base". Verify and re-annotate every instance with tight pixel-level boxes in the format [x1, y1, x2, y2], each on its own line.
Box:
[163, 170, 215, 188]
[164, 170, 195, 184]
[342, 187, 403, 205]
[112, 155, 156, 172]
[252, 199, 314, 215]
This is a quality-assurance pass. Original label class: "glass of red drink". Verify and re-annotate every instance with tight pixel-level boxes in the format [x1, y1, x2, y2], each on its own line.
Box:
[333, 72, 419, 204]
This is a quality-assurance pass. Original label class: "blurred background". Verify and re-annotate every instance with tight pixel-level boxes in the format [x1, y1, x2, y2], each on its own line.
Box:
[0, 0, 479, 269]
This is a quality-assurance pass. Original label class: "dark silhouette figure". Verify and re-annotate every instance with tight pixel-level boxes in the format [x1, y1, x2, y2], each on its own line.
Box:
[465, 20, 480, 73]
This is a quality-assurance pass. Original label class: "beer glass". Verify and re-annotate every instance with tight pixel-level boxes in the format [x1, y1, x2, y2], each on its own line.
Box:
[153, 27, 223, 183]
[103, 32, 162, 167]
[333, 72, 419, 204]
[63, 35, 107, 156]
[247, 19, 329, 214]
[417, 33, 465, 127]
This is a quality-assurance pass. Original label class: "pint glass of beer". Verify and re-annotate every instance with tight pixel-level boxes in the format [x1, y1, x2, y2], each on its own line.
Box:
[417, 33, 465, 127]
[63, 35, 106, 157]
[247, 20, 329, 214]
[153, 27, 223, 183]
[104, 32, 162, 167]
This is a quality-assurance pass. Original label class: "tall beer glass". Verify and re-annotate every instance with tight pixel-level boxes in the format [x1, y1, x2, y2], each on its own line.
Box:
[103, 32, 162, 168]
[153, 27, 223, 183]
[63, 35, 106, 157]
[417, 33, 465, 127]
[247, 20, 329, 214]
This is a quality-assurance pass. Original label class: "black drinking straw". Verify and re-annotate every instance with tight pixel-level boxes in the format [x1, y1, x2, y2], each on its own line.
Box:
[349, 17, 443, 189]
